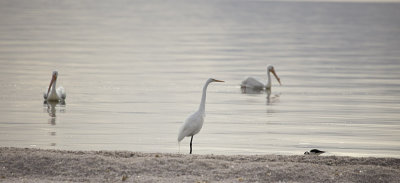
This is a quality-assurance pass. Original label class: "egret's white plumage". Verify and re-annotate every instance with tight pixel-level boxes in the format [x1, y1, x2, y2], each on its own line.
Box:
[241, 65, 281, 90]
[43, 71, 66, 102]
[178, 78, 224, 154]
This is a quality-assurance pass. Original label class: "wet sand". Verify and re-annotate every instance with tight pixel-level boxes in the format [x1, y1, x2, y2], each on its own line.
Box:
[1, 147, 399, 182]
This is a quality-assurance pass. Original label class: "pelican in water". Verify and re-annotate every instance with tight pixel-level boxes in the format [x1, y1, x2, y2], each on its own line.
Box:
[43, 71, 66, 102]
[178, 78, 224, 154]
[241, 65, 281, 90]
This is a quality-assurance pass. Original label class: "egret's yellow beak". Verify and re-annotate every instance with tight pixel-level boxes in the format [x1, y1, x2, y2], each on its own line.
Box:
[212, 79, 224, 82]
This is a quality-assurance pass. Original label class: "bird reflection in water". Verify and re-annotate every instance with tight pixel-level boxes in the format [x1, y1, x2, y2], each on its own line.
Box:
[241, 88, 280, 105]
[266, 89, 280, 105]
[43, 100, 66, 125]
[241, 87, 264, 94]
[43, 100, 65, 147]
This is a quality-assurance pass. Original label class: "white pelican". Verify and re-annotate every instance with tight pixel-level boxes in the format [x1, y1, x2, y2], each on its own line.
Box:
[43, 71, 66, 102]
[241, 65, 281, 90]
[178, 78, 224, 154]
[304, 149, 325, 156]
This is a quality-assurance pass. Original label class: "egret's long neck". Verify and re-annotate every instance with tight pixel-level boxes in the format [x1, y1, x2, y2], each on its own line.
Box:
[266, 70, 272, 89]
[198, 81, 211, 114]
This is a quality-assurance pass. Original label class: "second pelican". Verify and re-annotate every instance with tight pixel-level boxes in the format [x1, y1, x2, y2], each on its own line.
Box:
[43, 71, 66, 102]
[241, 65, 281, 90]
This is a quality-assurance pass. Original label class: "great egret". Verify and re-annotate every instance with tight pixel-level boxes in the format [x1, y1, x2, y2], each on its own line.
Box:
[304, 149, 325, 155]
[43, 71, 66, 102]
[241, 65, 281, 90]
[178, 78, 224, 154]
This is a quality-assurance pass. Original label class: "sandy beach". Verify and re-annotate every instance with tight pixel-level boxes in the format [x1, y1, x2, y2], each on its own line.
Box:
[0, 147, 399, 182]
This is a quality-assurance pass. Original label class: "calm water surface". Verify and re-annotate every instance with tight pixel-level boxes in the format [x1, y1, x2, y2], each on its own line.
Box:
[1, 0, 400, 157]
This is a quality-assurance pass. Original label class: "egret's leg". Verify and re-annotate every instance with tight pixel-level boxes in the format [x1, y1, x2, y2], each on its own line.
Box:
[190, 135, 193, 154]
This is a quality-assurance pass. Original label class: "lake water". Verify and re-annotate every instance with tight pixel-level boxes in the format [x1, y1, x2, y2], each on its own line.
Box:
[1, 0, 400, 158]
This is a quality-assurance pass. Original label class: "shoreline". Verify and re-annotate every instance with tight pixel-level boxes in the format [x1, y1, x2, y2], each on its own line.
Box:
[1, 147, 399, 182]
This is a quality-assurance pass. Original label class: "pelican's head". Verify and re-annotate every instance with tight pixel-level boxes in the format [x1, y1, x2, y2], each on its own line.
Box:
[47, 71, 59, 95]
[267, 65, 281, 85]
[208, 78, 224, 83]
[52, 71, 58, 81]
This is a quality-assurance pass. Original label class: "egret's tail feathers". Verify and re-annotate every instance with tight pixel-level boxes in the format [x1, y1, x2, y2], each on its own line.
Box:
[178, 134, 184, 143]
[178, 127, 185, 142]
